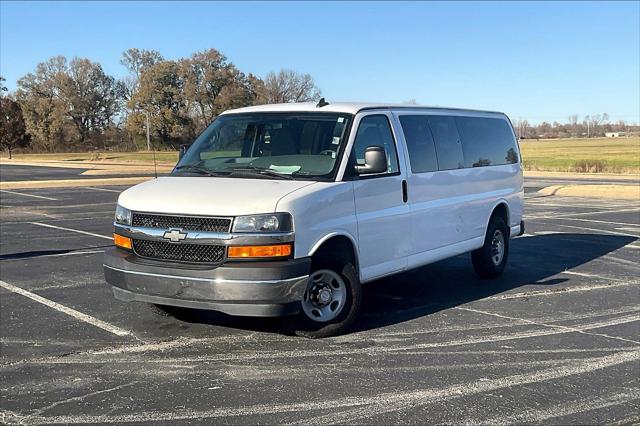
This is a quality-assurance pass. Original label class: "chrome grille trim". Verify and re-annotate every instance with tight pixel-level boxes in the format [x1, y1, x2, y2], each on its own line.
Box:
[114, 223, 294, 246]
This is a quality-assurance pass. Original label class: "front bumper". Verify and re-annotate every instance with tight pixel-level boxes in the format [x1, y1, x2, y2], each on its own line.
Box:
[103, 247, 310, 317]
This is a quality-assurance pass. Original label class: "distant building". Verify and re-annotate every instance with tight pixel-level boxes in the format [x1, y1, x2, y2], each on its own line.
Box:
[605, 132, 626, 138]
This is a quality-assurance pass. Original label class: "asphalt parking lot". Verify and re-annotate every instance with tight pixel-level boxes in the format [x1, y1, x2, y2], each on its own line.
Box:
[1, 166, 639, 424]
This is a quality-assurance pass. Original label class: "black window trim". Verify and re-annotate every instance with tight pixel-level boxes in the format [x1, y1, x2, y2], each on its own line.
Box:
[344, 113, 402, 181]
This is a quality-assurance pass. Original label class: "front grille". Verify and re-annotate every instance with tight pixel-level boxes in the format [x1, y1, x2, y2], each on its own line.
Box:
[132, 213, 231, 233]
[133, 240, 226, 264]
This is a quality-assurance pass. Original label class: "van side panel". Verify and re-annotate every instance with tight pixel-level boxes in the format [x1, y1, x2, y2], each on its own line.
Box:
[275, 181, 360, 265]
[392, 111, 523, 271]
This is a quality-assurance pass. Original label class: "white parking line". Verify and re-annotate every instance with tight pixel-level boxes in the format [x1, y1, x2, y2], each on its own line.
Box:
[527, 207, 640, 220]
[0, 250, 106, 262]
[530, 221, 640, 238]
[0, 189, 58, 201]
[0, 280, 131, 337]
[28, 222, 111, 240]
[81, 186, 122, 193]
[561, 270, 623, 281]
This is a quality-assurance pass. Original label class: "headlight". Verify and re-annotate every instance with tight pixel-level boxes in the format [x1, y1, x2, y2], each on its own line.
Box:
[115, 205, 132, 226]
[232, 213, 292, 233]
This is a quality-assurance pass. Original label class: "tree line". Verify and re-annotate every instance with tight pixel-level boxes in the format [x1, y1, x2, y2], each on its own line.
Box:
[512, 114, 638, 140]
[0, 48, 322, 154]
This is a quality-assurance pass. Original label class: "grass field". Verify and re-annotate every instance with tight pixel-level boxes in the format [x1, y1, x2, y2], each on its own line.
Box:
[3, 137, 639, 174]
[2, 151, 179, 164]
[519, 137, 639, 173]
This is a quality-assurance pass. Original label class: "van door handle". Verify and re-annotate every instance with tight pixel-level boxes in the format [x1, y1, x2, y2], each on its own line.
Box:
[402, 180, 408, 203]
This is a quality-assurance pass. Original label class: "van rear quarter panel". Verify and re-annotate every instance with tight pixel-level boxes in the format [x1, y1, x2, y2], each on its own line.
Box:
[275, 182, 359, 263]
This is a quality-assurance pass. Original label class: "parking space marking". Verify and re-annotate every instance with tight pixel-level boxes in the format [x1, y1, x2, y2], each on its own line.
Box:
[487, 281, 637, 300]
[81, 186, 122, 193]
[561, 270, 623, 281]
[22, 349, 640, 425]
[0, 189, 58, 201]
[530, 221, 640, 238]
[290, 349, 640, 425]
[0, 249, 106, 262]
[456, 306, 640, 345]
[527, 207, 640, 220]
[28, 222, 111, 240]
[532, 217, 640, 227]
[474, 388, 640, 425]
[0, 280, 131, 337]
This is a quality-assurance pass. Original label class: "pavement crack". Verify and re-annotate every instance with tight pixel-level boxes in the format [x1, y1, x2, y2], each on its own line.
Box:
[31, 381, 139, 417]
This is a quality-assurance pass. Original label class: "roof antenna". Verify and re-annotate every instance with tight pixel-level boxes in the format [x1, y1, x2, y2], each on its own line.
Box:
[316, 97, 329, 108]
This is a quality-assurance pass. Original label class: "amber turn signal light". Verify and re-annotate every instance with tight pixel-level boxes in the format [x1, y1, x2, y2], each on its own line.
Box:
[113, 234, 132, 250]
[228, 244, 292, 259]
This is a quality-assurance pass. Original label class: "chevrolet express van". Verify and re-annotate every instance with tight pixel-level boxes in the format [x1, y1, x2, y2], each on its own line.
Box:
[104, 101, 524, 338]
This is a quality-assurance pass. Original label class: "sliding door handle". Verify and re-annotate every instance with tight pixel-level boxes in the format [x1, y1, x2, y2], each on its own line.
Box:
[402, 180, 408, 203]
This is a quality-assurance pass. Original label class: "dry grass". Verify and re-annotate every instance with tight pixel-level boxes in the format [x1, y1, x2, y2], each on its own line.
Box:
[2, 151, 179, 164]
[3, 138, 639, 174]
[519, 137, 640, 174]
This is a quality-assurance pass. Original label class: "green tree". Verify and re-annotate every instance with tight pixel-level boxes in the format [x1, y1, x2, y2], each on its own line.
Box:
[16, 57, 70, 151]
[180, 48, 256, 130]
[58, 58, 122, 145]
[1, 96, 31, 157]
[120, 48, 164, 101]
[127, 60, 192, 144]
[16, 56, 122, 150]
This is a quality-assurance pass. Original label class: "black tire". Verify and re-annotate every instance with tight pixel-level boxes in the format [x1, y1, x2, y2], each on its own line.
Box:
[283, 258, 361, 339]
[472, 215, 509, 279]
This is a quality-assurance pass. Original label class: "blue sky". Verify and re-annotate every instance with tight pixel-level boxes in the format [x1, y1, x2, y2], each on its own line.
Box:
[1, 1, 638, 123]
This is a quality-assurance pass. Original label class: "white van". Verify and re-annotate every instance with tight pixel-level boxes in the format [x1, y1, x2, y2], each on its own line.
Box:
[104, 101, 524, 337]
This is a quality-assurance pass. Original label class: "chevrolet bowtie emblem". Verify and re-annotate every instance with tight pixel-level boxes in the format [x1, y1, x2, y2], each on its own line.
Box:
[163, 228, 187, 243]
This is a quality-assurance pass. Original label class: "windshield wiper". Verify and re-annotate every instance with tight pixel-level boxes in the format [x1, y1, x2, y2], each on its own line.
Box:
[174, 164, 228, 177]
[227, 165, 294, 180]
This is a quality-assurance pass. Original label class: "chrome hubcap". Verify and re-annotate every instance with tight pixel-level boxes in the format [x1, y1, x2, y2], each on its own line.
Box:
[301, 269, 346, 322]
[491, 230, 505, 266]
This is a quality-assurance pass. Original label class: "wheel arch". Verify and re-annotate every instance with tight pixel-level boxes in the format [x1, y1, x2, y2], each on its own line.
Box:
[486, 200, 510, 235]
[308, 233, 360, 273]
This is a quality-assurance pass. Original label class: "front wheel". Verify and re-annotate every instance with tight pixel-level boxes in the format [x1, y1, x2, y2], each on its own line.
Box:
[283, 259, 361, 338]
[471, 216, 509, 278]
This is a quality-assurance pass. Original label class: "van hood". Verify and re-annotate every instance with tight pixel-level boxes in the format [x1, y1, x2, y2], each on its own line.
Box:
[118, 176, 316, 216]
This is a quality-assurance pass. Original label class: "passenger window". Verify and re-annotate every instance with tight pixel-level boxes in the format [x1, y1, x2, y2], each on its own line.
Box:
[351, 115, 400, 175]
[455, 116, 519, 167]
[399, 115, 439, 173]
[426, 115, 464, 170]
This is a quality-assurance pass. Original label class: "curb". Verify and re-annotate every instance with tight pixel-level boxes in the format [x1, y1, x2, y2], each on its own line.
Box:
[0, 177, 154, 190]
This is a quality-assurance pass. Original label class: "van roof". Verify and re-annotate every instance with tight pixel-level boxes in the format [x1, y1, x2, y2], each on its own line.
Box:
[222, 102, 507, 117]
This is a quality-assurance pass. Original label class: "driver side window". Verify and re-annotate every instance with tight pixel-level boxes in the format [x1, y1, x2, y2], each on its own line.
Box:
[351, 115, 400, 175]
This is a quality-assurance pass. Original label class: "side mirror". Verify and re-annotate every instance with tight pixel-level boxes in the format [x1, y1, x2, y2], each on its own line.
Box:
[178, 144, 190, 161]
[355, 146, 387, 175]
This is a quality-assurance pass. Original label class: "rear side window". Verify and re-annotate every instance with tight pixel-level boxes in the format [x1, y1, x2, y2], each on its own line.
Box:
[399, 115, 438, 173]
[426, 115, 464, 170]
[455, 116, 519, 167]
[351, 115, 400, 175]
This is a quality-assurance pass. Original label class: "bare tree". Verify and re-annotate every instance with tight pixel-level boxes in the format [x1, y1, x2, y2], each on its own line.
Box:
[120, 49, 164, 101]
[262, 69, 321, 104]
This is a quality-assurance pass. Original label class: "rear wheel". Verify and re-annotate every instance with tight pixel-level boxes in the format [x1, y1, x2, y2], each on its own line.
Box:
[472, 215, 509, 278]
[284, 259, 361, 338]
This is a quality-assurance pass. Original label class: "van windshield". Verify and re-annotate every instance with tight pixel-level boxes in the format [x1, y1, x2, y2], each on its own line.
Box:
[174, 113, 352, 181]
